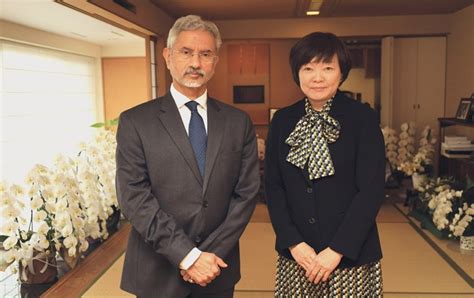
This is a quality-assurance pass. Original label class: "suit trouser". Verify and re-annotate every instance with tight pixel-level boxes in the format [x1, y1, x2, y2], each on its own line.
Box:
[187, 287, 234, 298]
[137, 287, 234, 298]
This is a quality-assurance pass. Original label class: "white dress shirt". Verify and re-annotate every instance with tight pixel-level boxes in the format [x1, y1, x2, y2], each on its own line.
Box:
[170, 84, 205, 270]
[170, 84, 208, 135]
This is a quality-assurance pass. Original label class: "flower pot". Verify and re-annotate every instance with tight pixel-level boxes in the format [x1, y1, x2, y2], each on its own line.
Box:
[19, 249, 57, 284]
[460, 235, 474, 251]
[83, 236, 102, 257]
[106, 206, 121, 235]
[412, 173, 427, 190]
[59, 246, 80, 270]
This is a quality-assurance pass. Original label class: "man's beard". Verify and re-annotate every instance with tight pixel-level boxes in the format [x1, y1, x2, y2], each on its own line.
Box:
[181, 67, 206, 88]
[182, 80, 204, 88]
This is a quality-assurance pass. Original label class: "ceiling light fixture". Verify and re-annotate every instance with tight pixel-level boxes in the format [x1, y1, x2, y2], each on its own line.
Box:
[306, 0, 323, 16]
[306, 11, 320, 16]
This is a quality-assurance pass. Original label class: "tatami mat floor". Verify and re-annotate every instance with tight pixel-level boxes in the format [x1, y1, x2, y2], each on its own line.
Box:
[82, 203, 474, 297]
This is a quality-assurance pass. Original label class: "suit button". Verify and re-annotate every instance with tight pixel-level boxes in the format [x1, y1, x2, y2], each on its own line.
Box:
[308, 217, 316, 224]
[195, 236, 202, 243]
[307, 187, 313, 194]
[203, 200, 208, 208]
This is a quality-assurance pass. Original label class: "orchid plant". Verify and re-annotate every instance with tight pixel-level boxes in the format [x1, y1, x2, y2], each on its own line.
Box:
[397, 125, 435, 177]
[0, 128, 118, 276]
[416, 177, 473, 238]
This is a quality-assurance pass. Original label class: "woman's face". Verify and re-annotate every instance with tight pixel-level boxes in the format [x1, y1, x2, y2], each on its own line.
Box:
[298, 54, 342, 109]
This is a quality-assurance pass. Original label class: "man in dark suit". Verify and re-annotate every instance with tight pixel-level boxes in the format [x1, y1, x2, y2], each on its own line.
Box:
[116, 15, 259, 297]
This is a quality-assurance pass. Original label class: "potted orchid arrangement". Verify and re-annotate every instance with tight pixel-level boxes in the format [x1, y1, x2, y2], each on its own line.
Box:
[77, 128, 119, 241]
[0, 173, 59, 284]
[449, 186, 474, 250]
[397, 126, 436, 190]
[396, 122, 416, 166]
[0, 182, 28, 273]
[0, 128, 119, 281]
[0, 161, 91, 283]
[413, 177, 474, 250]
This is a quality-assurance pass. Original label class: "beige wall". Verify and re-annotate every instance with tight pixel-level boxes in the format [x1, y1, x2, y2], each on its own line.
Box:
[215, 14, 450, 39]
[446, 4, 474, 139]
[341, 68, 379, 108]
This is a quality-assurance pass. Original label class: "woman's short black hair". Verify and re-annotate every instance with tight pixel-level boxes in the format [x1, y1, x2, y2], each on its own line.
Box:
[289, 32, 352, 86]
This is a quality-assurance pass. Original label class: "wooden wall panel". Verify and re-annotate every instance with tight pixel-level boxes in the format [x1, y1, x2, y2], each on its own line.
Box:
[269, 40, 304, 108]
[102, 57, 148, 120]
[227, 44, 242, 74]
[227, 44, 269, 75]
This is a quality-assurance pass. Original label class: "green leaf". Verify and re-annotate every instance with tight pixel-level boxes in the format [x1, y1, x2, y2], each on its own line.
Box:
[90, 122, 105, 128]
[0, 235, 8, 243]
[107, 118, 119, 126]
[90, 118, 119, 128]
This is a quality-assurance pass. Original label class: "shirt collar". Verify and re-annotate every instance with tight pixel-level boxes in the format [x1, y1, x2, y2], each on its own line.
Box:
[170, 84, 207, 110]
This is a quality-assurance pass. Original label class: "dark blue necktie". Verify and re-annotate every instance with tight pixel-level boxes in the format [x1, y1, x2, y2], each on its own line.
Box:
[185, 101, 207, 177]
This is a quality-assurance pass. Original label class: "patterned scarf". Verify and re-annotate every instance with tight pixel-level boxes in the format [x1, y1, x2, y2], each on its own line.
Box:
[285, 98, 340, 180]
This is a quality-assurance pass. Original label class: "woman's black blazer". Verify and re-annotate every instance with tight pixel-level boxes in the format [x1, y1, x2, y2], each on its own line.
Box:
[264, 91, 386, 269]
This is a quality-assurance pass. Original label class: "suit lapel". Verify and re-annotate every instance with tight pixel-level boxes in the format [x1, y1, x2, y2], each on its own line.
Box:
[156, 94, 203, 186]
[202, 98, 225, 194]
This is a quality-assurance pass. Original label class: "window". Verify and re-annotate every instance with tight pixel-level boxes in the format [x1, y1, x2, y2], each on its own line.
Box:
[0, 40, 99, 183]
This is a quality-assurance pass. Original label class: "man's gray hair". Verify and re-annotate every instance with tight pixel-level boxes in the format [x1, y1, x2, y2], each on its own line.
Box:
[167, 15, 222, 51]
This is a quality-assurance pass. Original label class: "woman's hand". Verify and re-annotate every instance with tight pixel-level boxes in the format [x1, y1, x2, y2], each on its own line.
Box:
[289, 242, 318, 271]
[306, 247, 342, 284]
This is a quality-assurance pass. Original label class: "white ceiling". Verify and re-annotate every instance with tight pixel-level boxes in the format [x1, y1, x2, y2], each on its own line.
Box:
[0, 0, 144, 46]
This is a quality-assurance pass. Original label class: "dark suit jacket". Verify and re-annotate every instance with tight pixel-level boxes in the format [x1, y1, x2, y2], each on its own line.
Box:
[264, 91, 385, 268]
[116, 93, 259, 297]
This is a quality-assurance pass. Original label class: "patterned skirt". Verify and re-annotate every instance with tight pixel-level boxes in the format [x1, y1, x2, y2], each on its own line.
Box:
[275, 255, 383, 297]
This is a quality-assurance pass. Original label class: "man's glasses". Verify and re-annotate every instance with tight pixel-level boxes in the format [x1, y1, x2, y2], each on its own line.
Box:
[172, 48, 216, 64]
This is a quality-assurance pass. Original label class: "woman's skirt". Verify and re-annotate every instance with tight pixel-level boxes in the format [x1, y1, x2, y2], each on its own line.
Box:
[275, 255, 383, 297]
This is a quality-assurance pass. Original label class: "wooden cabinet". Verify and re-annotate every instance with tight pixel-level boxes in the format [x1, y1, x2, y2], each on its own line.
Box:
[437, 118, 474, 182]
[392, 37, 446, 136]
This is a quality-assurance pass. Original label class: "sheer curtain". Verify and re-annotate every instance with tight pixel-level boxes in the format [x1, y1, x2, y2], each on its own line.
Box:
[0, 40, 99, 184]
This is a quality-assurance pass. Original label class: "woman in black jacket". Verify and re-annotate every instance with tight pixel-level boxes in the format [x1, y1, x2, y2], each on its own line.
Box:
[265, 32, 385, 296]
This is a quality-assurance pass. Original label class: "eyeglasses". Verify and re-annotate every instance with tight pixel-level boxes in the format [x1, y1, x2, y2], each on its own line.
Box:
[172, 48, 216, 63]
